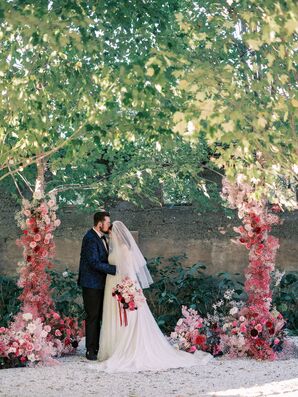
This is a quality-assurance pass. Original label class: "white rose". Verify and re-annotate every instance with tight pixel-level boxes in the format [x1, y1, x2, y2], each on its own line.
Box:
[23, 313, 33, 321]
[177, 319, 183, 326]
[27, 323, 37, 333]
[62, 271, 68, 278]
[41, 330, 48, 338]
[27, 353, 36, 362]
[229, 307, 239, 316]
[8, 347, 17, 353]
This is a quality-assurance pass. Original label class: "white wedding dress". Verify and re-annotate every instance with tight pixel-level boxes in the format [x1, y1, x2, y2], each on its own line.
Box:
[96, 222, 213, 373]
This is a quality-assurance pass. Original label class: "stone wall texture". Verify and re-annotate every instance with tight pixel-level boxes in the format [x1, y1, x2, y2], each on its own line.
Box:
[0, 190, 297, 276]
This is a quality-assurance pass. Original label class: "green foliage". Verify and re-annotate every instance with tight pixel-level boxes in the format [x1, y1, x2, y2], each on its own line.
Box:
[142, 0, 298, 207]
[273, 271, 298, 335]
[0, 0, 218, 208]
[47, 269, 85, 323]
[0, 1, 297, 209]
[0, 270, 85, 327]
[0, 275, 21, 327]
[145, 255, 245, 333]
[1, 261, 297, 336]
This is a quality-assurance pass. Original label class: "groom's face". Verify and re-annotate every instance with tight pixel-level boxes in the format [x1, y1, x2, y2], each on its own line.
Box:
[98, 216, 111, 233]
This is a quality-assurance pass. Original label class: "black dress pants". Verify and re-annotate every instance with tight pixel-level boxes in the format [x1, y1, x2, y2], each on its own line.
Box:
[82, 287, 104, 354]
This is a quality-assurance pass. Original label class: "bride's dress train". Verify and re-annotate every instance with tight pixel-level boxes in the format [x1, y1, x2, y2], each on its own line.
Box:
[97, 274, 213, 373]
[95, 223, 213, 373]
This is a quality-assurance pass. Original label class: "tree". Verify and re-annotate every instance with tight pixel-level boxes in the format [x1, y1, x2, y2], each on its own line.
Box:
[145, 0, 298, 208]
[0, 0, 216, 207]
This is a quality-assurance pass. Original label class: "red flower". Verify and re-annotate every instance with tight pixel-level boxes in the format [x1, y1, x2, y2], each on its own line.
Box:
[23, 230, 28, 235]
[265, 321, 273, 328]
[250, 329, 258, 338]
[195, 334, 206, 346]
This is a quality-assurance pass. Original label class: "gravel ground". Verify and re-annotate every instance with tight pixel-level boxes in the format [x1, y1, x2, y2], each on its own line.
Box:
[0, 338, 297, 397]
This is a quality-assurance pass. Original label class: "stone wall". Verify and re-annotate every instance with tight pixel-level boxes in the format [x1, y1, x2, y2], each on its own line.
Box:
[0, 190, 297, 276]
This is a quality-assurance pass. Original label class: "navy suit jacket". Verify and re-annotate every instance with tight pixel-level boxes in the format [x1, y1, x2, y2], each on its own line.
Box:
[77, 229, 116, 289]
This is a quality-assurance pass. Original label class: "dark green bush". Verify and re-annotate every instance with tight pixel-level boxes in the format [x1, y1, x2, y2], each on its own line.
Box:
[272, 271, 298, 335]
[0, 270, 85, 327]
[0, 275, 21, 328]
[145, 255, 245, 333]
[47, 269, 85, 323]
[0, 259, 297, 337]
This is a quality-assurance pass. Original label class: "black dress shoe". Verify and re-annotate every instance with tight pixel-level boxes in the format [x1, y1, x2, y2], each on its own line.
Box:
[86, 351, 97, 361]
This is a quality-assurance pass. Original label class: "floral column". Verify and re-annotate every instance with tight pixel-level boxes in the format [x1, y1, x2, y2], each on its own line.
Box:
[221, 177, 286, 360]
[0, 161, 83, 369]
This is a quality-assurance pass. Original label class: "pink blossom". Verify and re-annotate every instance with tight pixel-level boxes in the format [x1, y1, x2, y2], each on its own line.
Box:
[26, 342, 34, 352]
[44, 325, 51, 333]
[48, 199, 56, 208]
[34, 234, 41, 242]
[54, 219, 61, 227]
[29, 241, 37, 249]
[188, 345, 197, 353]
[55, 330, 62, 337]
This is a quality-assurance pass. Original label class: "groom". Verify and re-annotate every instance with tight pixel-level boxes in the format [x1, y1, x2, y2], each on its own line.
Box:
[78, 211, 116, 360]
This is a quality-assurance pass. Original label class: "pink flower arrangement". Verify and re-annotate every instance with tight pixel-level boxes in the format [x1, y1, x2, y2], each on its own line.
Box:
[169, 306, 208, 353]
[220, 177, 286, 360]
[0, 193, 83, 369]
[112, 277, 145, 327]
[170, 177, 287, 361]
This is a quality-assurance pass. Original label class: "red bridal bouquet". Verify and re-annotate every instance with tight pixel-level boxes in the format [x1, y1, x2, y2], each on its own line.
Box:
[112, 277, 145, 327]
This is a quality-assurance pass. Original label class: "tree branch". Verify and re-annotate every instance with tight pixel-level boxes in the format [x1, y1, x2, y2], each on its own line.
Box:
[0, 121, 88, 182]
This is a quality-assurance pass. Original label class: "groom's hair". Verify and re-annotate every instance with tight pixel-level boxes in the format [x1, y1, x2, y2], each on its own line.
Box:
[94, 211, 110, 226]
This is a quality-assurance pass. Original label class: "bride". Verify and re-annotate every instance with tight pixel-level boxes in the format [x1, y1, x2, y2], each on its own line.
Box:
[97, 221, 213, 372]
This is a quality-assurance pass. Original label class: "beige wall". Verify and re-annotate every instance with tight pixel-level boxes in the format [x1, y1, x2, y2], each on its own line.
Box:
[0, 191, 297, 276]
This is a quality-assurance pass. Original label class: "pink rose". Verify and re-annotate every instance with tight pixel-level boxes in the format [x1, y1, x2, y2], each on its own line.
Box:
[274, 338, 280, 345]
[34, 234, 41, 242]
[30, 241, 37, 249]
[255, 324, 262, 332]
[240, 324, 247, 333]
[54, 219, 61, 227]
[0, 327, 6, 333]
[26, 342, 34, 352]
[34, 343, 42, 351]
[55, 329, 62, 337]
[188, 346, 197, 353]
[44, 325, 51, 333]
[52, 312, 60, 320]
[48, 199, 55, 207]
